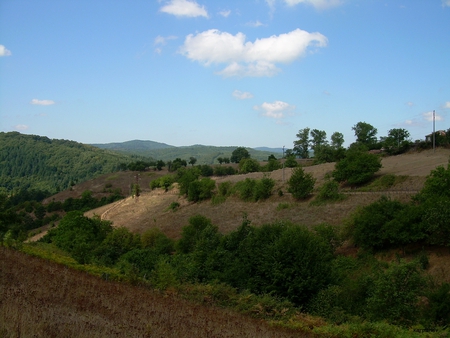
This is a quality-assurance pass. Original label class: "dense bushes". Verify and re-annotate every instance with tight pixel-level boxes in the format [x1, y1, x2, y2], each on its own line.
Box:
[333, 150, 382, 185]
[345, 163, 450, 250]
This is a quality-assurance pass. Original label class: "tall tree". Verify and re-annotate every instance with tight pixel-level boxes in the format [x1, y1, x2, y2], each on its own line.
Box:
[352, 122, 378, 146]
[189, 157, 197, 166]
[331, 132, 345, 149]
[310, 129, 328, 151]
[230, 147, 250, 163]
[293, 127, 310, 159]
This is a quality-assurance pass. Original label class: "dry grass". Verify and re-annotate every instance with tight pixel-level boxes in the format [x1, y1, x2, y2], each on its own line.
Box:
[0, 247, 310, 338]
[84, 148, 450, 239]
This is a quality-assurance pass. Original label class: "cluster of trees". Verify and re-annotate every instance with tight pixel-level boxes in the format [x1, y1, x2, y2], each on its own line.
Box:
[291, 122, 418, 162]
[0, 188, 125, 246]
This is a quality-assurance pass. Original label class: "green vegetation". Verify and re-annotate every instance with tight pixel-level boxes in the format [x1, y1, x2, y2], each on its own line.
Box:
[0, 132, 138, 194]
[333, 150, 382, 185]
[287, 166, 316, 199]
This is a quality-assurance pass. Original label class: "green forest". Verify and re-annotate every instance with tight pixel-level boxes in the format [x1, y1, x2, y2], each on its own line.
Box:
[0, 132, 144, 194]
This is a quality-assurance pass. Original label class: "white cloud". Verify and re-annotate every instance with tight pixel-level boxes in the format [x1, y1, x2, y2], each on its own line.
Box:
[154, 35, 177, 54]
[179, 28, 327, 77]
[233, 90, 253, 100]
[219, 9, 231, 17]
[254, 101, 295, 119]
[160, 0, 208, 18]
[444, 101, 450, 109]
[0, 45, 12, 57]
[442, 0, 450, 7]
[423, 111, 443, 122]
[30, 99, 55, 106]
[246, 20, 264, 27]
[14, 124, 29, 131]
[283, 0, 343, 9]
[406, 101, 414, 107]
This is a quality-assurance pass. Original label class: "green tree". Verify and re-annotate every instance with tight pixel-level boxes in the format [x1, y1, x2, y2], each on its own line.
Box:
[284, 155, 298, 168]
[293, 127, 310, 158]
[189, 157, 197, 166]
[352, 122, 378, 146]
[239, 158, 260, 174]
[383, 128, 411, 154]
[287, 166, 316, 199]
[156, 160, 165, 171]
[48, 211, 113, 263]
[310, 129, 328, 152]
[332, 150, 382, 185]
[331, 131, 345, 149]
[230, 147, 250, 163]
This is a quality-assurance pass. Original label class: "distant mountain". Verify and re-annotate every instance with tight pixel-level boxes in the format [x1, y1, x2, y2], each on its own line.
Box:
[92, 140, 174, 153]
[91, 141, 280, 164]
[0, 132, 137, 194]
[254, 147, 284, 153]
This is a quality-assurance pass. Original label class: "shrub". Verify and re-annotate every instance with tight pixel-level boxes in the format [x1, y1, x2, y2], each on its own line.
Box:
[239, 158, 261, 174]
[332, 150, 382, 185]
[94, 227, 141, 266]
[262, 159, 281, 172]
[366, 260, 426, 326]
[284, 155, 298, 168]
[177, 215, 213, 254]
[287, 166, 316, 199]
[314, 180, 344, 204]
[234, 178, 257, 201]
[187, 177, 216, 202]
[348, 196, 406, 250]
[253, 177, 275, 201]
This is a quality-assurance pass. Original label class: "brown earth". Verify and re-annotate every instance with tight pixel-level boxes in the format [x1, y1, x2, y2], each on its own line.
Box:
[0, 247, 310, 338]
[84, 148, 450, 240]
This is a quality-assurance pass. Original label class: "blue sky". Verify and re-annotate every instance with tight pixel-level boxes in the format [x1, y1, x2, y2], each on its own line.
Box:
[1, 0, 449, 148]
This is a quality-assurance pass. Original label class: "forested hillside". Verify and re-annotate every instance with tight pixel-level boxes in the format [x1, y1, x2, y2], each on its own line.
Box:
[0, 132, 137, 194]
[93, 142, 279, 164]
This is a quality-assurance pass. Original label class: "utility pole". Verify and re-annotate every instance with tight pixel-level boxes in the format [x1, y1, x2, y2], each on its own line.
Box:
[433, 110, 436, 154]
[282, 146, 285, 183]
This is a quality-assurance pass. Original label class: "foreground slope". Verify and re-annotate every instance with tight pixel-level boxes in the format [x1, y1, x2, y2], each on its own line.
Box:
[0, 247, 307, 338]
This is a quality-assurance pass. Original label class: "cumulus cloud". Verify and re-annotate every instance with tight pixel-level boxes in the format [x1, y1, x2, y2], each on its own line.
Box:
[0, 45, 12, 56]
[160, 0, 208, 18]
[443, 0, 450, 7]
[423, 111, 443, 122]
[219, 9, 231, 17]
[179, 28, 327, 77]
[232, 90, 253, 100]
[14, 124, 29, 131]
[444, 101, 450, 109]
[30, 99, 55, 106]
[406, 101, 414, 107]
[284, 0, 343, 9]
[254, 101, 295, 119]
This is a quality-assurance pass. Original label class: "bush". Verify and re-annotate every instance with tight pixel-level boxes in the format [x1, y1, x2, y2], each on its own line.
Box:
[262, 159, 281, 172]
[284, 155, 298, 168]
[332, 150, 382, 185]
[314, 180, 344, 204]
[234, 178, 257, 201]
[366, 260, 426, 326]
[48, 211, 113, 264]
[187, 177, 216, 202]
[287, 166, 316, 199]
[239, 158, 261, 174]
[253, 177, 275, 201]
